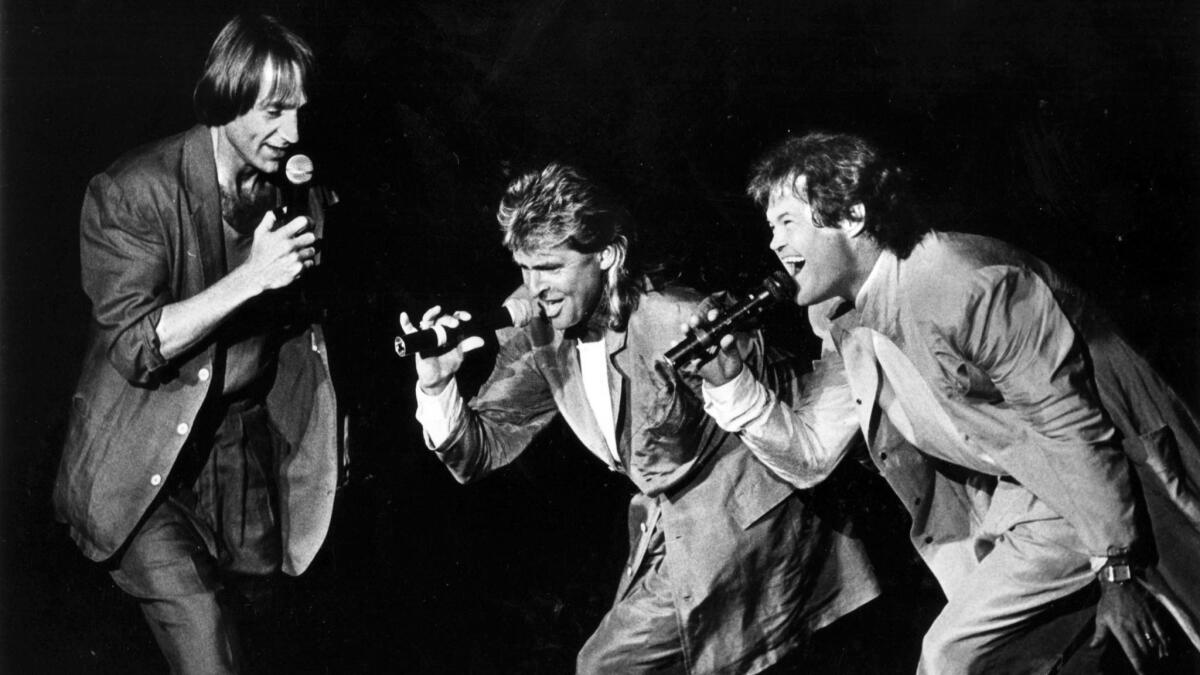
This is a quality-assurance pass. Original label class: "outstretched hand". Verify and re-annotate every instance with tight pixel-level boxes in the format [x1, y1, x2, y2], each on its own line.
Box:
[1090, 580, 1169, 674]
[398, 305, 486, 395]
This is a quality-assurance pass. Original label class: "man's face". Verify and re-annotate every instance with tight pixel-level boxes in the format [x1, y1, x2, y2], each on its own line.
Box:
[766, 176, 858, 306]
[513, 243, 615, 332]
[219, 67, 306, 176]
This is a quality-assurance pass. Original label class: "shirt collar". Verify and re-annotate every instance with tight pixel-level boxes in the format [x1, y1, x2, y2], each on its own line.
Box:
[855, 247, 896, 310]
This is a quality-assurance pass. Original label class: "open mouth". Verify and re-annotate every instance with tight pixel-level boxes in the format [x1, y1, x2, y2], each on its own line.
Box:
[781, 256, 806, 275]
[540, 298, 565, 317]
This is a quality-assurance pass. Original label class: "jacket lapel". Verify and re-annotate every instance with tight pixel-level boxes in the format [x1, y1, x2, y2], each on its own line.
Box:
[606, 327, 630, 467]
[179, 125, 227, 285]
[554, 338, 615, 466]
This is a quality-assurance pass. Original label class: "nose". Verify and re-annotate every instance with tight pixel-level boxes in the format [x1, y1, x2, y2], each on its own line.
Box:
[525, 269, 548, 295]
[280, 110, 300, 145]
[769, 226, 786, 253]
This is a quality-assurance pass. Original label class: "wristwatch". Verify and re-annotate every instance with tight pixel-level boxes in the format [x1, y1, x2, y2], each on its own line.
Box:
[1099, 554, 1133, 584]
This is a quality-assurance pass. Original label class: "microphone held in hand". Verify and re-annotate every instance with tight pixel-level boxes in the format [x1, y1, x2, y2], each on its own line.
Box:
[662, 271, 797, 370]
[394, 298, 536, 358]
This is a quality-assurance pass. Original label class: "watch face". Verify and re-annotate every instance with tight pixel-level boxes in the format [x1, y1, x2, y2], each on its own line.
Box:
[1102, 564, 1133, 583]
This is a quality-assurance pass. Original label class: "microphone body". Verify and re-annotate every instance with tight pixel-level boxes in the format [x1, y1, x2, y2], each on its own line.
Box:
[395, 298, 535, 357]
[662, 271, 797, 370]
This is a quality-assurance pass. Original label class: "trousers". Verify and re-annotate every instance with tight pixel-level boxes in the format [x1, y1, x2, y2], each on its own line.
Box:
[109, 400, 283, 675]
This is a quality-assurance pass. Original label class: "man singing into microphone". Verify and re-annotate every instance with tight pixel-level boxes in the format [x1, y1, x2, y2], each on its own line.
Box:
[54, 14, 339, 673]
[693, 132, 1200, 673]
[400, 162, 879, 673]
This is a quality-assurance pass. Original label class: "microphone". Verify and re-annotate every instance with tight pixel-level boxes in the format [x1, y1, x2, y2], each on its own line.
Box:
[274, 153, 314, 223]
[394, 297, 536, 358]
[662, 270, 797, 370]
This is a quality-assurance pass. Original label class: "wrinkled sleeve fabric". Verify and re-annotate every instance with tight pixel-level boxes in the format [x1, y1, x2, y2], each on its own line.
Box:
[702, 320, 861, 489]
[426, 329, 561, 484]
[79, 173, 171, 384]
[947, 266, 1136, 555]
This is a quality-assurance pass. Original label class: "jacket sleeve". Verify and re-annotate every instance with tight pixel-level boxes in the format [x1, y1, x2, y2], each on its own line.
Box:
[701, 304, 861, 489]
[945, 265, 1137, 555]
[431, 327, 561, 483]
[79, 172, 171, 385]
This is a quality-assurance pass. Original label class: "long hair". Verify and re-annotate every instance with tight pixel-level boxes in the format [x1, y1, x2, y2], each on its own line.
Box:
[193, 14, 314, 126]
[497, 163, 643, 331]
[747, 132, 928, 258]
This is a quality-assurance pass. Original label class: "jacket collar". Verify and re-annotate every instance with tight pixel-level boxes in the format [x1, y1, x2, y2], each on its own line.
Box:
[180, 125, 226, 285]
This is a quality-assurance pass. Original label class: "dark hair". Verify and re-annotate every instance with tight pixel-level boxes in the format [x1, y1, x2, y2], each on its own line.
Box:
[497, 163, 642, 330]
[193, 14, 314, 126]
[747, 132, 928, 258]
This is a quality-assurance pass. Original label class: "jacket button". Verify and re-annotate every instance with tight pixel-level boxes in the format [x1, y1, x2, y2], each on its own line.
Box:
[879, 452, 888, 461]
[150, 474, 162, 486]
[681, 590, 692, 600]
[626, 565, 633, 576]
[176, 422, 189, 435]
[198, 367, 210, 382]
[639, 522, 647, 534]
[855, 398, 863, 405]
[924, 536, 934, 544]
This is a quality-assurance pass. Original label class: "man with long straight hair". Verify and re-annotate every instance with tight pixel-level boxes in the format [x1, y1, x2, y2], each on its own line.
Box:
[55, 14, 339, 673]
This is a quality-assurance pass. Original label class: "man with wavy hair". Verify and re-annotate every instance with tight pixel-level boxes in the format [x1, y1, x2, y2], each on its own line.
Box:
[55, 14, 338, 673]
[694, 131, 1200, 673]
[402, 162, 879, 673]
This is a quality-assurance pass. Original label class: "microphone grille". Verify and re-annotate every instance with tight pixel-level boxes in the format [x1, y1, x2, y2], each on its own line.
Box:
[503, 297, 535, 328]
[285, 154, 314, 186]
[764, 270, 797, 302]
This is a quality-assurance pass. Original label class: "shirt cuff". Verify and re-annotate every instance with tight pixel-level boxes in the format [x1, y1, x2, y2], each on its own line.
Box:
[414, 378, 464, 449]
[702, 366, 768, 432]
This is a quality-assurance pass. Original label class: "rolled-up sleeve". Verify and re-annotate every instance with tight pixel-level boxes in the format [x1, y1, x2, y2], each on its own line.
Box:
[79, 173, 172, 384]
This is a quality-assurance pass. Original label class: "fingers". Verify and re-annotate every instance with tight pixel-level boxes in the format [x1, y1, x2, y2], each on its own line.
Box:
[276, 215, 311, 236]
[718, 333, 736, 352]
[461, 336, 485, 353]
[256, 209, 279, 233]
[1112, 628, 1149, 675]
[1145, 619, 1169, 660]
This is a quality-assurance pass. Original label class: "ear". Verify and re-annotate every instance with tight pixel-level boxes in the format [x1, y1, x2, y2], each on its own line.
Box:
[598, 242, 621, 271]
[842, 203, 867, 238]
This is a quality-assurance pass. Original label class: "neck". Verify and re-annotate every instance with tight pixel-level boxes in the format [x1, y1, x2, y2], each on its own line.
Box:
[844, 239, 884, 302]
[210, 127, 263, 197]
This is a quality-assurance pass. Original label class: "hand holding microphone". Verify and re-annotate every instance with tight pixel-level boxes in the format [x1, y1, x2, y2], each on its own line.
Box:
[665, 271, 796, 385]
[397, 298, 535, 395]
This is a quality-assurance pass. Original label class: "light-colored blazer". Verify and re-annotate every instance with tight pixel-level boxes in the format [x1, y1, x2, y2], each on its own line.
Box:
[814, 231, 1200, 644]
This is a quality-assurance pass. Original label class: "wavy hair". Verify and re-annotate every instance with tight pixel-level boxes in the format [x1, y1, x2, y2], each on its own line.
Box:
[747, 132, 927, 258]
[497, 163, 642, 331]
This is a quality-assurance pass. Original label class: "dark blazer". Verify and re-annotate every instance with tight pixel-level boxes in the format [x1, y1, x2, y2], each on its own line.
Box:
[434, 284, 879, 673]
[54, 125, 339, 576]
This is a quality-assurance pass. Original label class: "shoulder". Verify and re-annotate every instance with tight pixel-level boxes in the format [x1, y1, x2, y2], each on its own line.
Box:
[632, 284, 705, 326]
[101, 128, 193, 186]
[902, 232, 1052, 313]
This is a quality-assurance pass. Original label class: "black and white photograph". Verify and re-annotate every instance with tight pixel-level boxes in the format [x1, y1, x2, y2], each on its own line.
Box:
[2, 1, 1199, 673]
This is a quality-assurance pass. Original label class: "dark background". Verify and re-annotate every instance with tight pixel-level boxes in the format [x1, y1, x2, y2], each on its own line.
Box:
[2, 0, 1198, 672]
